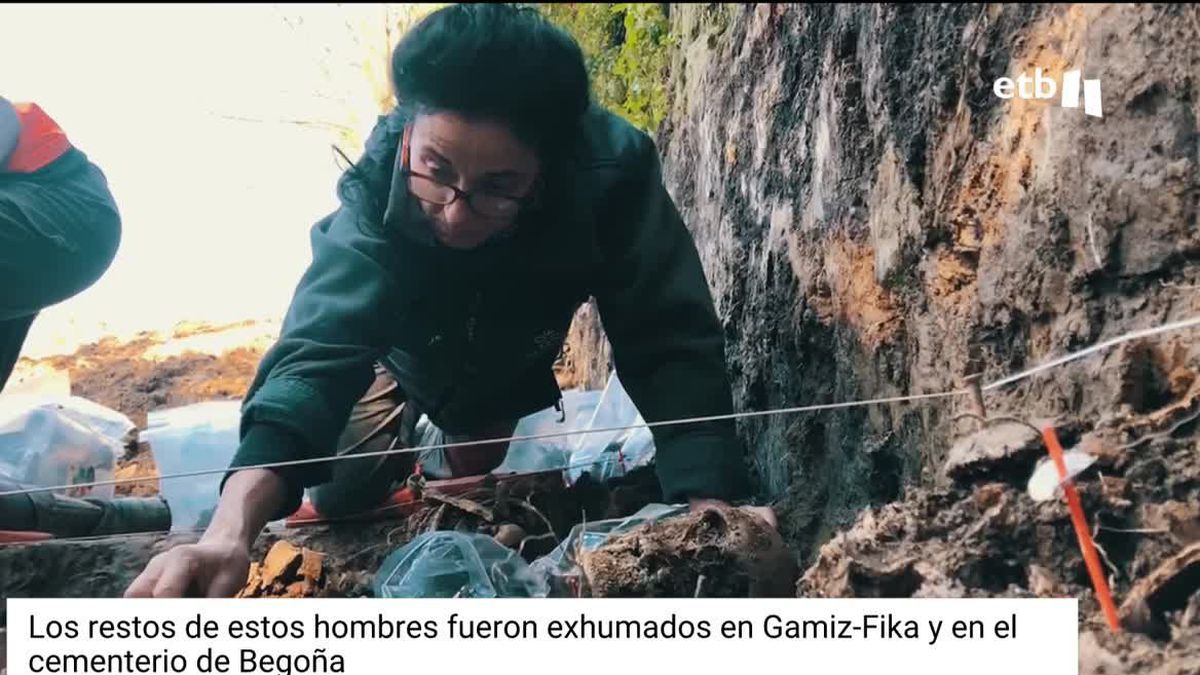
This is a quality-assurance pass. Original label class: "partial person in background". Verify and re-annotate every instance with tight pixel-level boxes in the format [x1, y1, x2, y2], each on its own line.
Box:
[0, 97, 122, 389]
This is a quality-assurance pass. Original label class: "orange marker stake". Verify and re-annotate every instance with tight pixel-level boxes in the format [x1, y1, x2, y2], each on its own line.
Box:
[1041, 425, 1122, 632]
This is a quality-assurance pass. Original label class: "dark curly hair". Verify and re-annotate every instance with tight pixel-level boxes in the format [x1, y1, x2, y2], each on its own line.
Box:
[390, 3, 592, 161]
[336, 5, 591, 231]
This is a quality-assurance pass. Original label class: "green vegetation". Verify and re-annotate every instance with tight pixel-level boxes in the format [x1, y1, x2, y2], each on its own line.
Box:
[537, 3, 674, 134]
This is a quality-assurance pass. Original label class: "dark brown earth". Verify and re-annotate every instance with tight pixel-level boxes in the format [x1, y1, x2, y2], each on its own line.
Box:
[580, 506, 798, 598]
[34, 321, 268, 431]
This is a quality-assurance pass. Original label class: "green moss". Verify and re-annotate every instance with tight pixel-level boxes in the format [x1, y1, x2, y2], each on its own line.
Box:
[537, 3, 674, 134]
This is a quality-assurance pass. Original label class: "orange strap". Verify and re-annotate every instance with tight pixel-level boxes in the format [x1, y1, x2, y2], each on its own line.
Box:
[4, 102, 72, 173]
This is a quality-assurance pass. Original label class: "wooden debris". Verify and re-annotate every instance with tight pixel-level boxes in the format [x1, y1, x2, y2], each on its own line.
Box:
[260, 540, 302, 587]
[1167, 366, 1195, 399]
[1078, 431, 1124, 468]
[422, 489, 496, 523]
[1119, 542, 1200, 637]
[238, 541, 325, 599]
[298, 548, 324, 583]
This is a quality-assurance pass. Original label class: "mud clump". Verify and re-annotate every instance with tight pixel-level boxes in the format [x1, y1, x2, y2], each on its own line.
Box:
[580, 507, 798, 597]
[942, 420, 1045, 485]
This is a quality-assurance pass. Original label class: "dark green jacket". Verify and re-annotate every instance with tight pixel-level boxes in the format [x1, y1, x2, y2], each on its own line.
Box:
[228, 105, 751, 514]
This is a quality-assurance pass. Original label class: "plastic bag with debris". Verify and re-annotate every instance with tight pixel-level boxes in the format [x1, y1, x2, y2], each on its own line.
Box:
[529, 503, 687, 596]
[0, 395, 132, 500]
[374, 531, 549, 598]
[565, 373, 656, 484]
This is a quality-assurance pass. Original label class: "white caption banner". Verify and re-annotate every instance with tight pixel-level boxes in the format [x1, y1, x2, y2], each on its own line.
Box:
[7, 598, 1078, 675]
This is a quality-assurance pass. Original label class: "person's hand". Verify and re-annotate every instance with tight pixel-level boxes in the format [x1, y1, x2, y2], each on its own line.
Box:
[688, 497, 778, 530]
[124, 538, 250, 598]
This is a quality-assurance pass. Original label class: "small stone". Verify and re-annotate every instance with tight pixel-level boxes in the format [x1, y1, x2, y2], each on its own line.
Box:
[1078, 631, 1124, 675]
[973, 483, 1006, 510]
[493, 524, 526, 550]
[1027, 564, 1063, 598]
[1100, 476, 1132, 510]
[943, 421, 1042, 483]
[1078, 432, 1122, 467]
[1144, 501, 1200, 545]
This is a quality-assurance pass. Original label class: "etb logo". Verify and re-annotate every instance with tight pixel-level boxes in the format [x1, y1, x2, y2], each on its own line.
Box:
[993, 69, 1102, 118]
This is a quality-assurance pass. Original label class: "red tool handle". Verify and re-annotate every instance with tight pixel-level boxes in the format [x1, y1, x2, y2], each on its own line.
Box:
[1041, 425, 1121, 632]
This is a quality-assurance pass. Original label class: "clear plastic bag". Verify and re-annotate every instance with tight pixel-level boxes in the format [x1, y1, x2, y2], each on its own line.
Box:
[566, 373, 656, 484]
[0, 395, 129, 499]
[410, 372, 654, 483]
[374, 531, 549, 598]
[141, 401, 243, 531]
[495, 389, 602, 473]
[55, 396, 137, 445]
[413, 389, 604, 478]
[529, 503, 686, 596]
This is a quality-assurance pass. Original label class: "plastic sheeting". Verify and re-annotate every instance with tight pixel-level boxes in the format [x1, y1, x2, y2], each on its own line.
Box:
[374, 531, 549, 598]
[565, 373, 656, 484]
[0, 395, 133, 500]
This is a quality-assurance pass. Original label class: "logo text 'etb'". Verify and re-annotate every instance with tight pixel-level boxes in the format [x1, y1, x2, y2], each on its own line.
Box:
[994, 68, 1102, 118]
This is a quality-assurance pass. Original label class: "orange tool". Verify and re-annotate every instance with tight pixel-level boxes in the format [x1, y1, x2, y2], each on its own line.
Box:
[1041, 425, 1121, 632]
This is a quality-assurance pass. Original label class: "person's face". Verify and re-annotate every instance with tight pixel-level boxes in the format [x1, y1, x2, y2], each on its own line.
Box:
[406, 111, 541, 250]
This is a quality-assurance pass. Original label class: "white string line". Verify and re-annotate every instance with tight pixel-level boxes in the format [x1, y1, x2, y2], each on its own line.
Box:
[2, 313, 1198, 500]
[0, 391, 963, 499]
[982, 314, 1200, 391]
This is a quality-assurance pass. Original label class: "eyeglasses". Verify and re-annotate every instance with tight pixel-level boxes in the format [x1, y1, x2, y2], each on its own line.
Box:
[404, 170, 529, 219]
